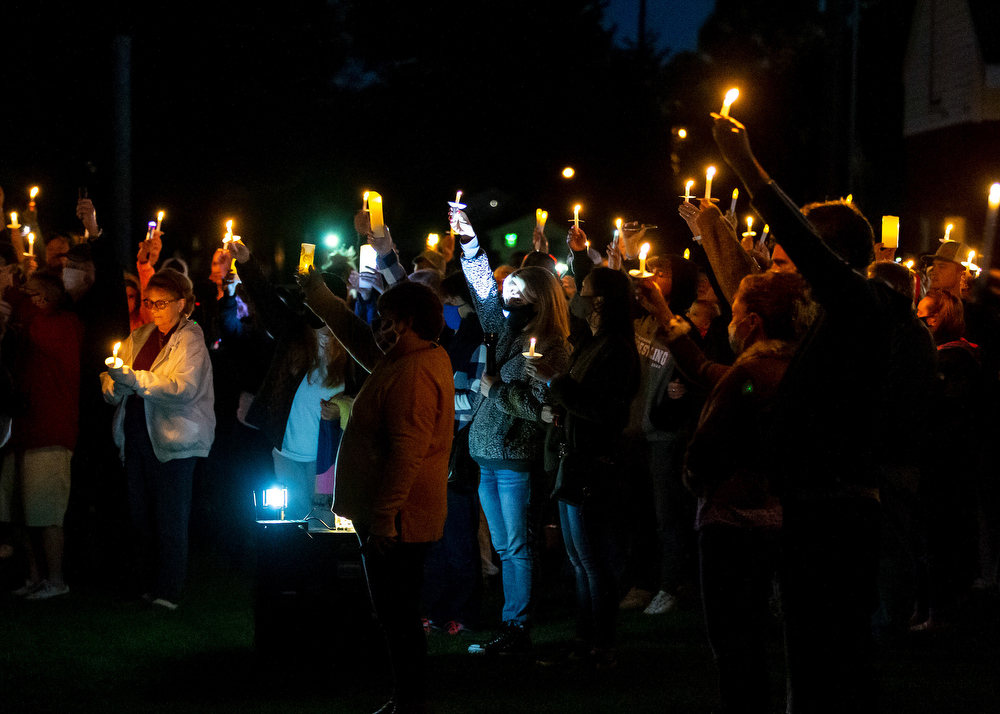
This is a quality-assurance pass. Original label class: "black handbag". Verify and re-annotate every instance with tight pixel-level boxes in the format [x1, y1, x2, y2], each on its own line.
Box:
[448, 423, 480, 495]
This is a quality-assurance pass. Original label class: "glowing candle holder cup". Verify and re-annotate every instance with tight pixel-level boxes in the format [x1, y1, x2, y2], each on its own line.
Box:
[105, 342, 123, 370]
[522, 336, 543, 360]
[881, 216, 900, 250]
[368, 192, 385, 238]
[629, 243, 654, 278]
[298, 243, 316, 274]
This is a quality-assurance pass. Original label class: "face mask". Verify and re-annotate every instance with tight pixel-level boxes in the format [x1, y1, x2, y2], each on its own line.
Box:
[373, 316, 402, 354]
[505, 303, 535, 334]
[443, 304, 463, 331]
[62, 268, 87, 294]
[570, 295, 595, 321]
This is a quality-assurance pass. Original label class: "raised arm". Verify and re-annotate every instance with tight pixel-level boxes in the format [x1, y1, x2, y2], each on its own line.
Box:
[298, 266, 383, 372]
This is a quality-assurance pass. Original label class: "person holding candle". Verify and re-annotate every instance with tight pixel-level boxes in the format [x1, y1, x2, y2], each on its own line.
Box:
[100, 268, 215, 609]
[452, 207, 571, 656]
[0, 270, 81, 600]
[530, 266, 640, 667]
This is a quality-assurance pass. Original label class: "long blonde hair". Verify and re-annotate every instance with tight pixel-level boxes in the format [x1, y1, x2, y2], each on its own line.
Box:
[509, 266, 570, 347]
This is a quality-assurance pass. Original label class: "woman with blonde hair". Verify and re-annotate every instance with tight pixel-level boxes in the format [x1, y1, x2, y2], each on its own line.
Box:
[102, 268, 215, 609]
[453, 209, 571, 655]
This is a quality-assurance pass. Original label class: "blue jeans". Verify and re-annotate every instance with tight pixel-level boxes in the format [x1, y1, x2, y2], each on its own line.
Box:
[478, 467, 531, 624]
[559, 499, 620, 649]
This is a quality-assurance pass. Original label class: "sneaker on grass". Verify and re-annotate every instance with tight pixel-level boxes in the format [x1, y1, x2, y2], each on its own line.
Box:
[26, 582, 69, 600]
[643, 590, 678, 615]
[12, 580, 46, 597]
[152, 598, 178, 611]
[468, 622, 530, 655]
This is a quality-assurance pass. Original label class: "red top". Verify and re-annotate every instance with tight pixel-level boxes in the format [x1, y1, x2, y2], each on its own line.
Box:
[10, 300, 82, 451]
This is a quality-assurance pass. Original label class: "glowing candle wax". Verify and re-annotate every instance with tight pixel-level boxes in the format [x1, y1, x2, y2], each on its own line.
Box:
[8, 212, 18, 229]
[573, 205, 581, 230]
[705, 167, 716, 201]
[720, 88, 739, 118]
[156, 211, 164, 231]
[427, 233, 440, 249]
[881, 216, 899, 250]
[684, 180, 694, 202]
[368, 192, 385, 238]
[27, 232, 35, 257]
[536, 209, 548, 232]
[105, 341, 123, 369]
[944, 223, 954, 242]
[522, 336, 543, 360]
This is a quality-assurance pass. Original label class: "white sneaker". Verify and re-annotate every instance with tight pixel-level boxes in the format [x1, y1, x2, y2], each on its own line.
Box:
[12, 580, 46, 597]
[643, 590, 678, 615]
[26, 582, 69, 600]
[152, 598, 179, 611]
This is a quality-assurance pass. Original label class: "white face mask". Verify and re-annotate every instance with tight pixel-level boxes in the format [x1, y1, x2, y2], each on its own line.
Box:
[62, 267, 87, 294]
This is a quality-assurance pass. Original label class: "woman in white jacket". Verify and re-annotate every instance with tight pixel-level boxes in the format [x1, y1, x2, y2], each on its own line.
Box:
[101, 268, 215, 609]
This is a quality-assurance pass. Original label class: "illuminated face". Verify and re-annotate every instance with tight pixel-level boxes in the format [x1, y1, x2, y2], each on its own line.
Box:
[652, 264, 672, 300]
[146, 286, 185, 332]
[126, 285, 139, 313]
[916, 296, 940, 332]
[210, 249, 230, 283]
[769, 244, 797, 274]
[927, 258, 962, 293]
[502, 274, 527, 308]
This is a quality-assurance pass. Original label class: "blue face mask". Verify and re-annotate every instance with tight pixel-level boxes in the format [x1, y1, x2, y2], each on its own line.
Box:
[443, 304, 463, 331]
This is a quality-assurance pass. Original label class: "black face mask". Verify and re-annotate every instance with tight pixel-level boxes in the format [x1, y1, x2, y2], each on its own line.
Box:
[505, 303, 536, 334]
[570, 295, 595, 320]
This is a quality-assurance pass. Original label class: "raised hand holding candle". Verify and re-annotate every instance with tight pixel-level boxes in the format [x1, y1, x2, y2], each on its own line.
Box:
[368, 192, 385, 238]
[881, 216, 899, 249]
[720, 88, 739, 118]
[298, 243, 316, 274]
[730, 188, 739, 215]
[156, 211, 164, 231]
[705, 167, 716, 201]
[105, 341, 123, 369]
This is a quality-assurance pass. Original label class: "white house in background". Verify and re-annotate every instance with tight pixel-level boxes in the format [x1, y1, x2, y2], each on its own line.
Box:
[902, 0, 1000, 252]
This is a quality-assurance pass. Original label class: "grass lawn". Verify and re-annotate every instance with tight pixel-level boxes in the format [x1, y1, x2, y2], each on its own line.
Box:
[2, 530, 997, 713]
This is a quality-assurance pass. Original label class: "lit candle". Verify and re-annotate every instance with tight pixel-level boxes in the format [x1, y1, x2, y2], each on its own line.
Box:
[968, 250, 976, 276]
[29, 186, 39, 211]
[881, 216, 899, 250]
[455, 190, 463, 205]
[363, 191, 370, 212]
[743, 216, 755, 238]
[905, 260, 914, 270]
[529, 337, 536, 357]
[156, 211, 164, 231]
[639, 242, 650, 273]
[368, 192, 385, 238]
[573, 204, 581, 230]
[683, 248, 691, 260]
[27, 232, 35, 257]
[730, 189, 739, 215]
[105, 341, 123, 369]
[705, 167, 716, 201]
[224, 219, 234, 246]
[684, 180, 694, 202]
[616, 218, 623, 239]
[762, 224, 770, 242]
[298, 243, 316, 274]
[944, 223, 954, 242]
[9, 212, 19, 229]
[427, 233, 440, 249]
[719, 88, 739, 118]
[536, 208, 548, 232]
[845, 194, 853, 203]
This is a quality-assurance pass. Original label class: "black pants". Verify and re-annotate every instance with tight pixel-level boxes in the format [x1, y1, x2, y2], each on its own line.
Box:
[700, 525, 778, 714]
[779, 496, 881, 714]
[359, 531, 431, 707]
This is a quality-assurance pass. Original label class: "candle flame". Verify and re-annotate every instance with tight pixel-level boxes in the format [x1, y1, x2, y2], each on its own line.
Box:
[944, 223, 954, 240]
[562, 167, 575, 178]
[542, 211, 547, 220]
[28, 232, 34, 244]
[685, 180, 694, 191]
[763, 224, 770, 235]
[677, 128, 687, 139]
[732, 188, 739, 200]
[113, 342, 121, 358]
[616, 218, 622, 229]
[363, 190, 370, 201]
[226, 220, 233, 233]
[905, 260, 914, 269]
[845, 194, 853, 203]
[157, 210, 164, 222]
[427, 233, 440, 248]
[455, 190, 463, 203]
[574, 204, 581, 213]
[10, 212, 16, 224]
[990, 183, 1000, 209]
[747, 216, 754, 230]
[683, 248, 691, 260]
[30, 186, 39, 199]
[969, 250, 976, 263]
[723, 88, 739, 107]
[706, 166, 716, 180]
[639, 243, 650, 259]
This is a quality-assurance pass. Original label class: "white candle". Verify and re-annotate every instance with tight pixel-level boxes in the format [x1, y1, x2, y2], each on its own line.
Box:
[363, 191, 370, 212]
[705, 167, 716, 201]
[105, 341, 123, 369]
[573, 204, 581, 229]
[720, 88, 739, 118]
[944, 223, 954, 241]
[639, 242, 650, 273]
[29, 186, 38, 211]
[730, 189, 739, 215]
[684, 180, 694, 202]
[156, 211, 164, 231]
[529, 337, 536, 357]
[9, 212, 18, 229]
[536, 208, 548, 232]
[455, 190, 463, 205]
[27, 232, 35, 257]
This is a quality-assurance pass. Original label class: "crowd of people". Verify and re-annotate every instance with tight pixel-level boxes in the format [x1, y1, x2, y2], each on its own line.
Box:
[1, 114, 999, 714]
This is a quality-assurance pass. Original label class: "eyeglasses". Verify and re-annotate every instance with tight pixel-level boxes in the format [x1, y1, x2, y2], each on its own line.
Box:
[142, 298, 178, 310]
